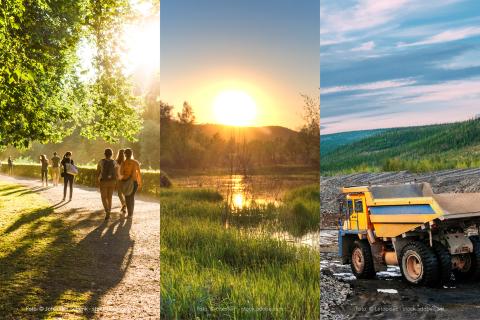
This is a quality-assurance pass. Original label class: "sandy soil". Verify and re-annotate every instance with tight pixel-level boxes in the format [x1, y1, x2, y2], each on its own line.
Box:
[0, 174, 160, 319]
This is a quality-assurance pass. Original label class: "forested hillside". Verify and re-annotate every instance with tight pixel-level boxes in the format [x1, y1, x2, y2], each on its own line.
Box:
[321, 119, 480, 174]
[320, 129, 386, 155]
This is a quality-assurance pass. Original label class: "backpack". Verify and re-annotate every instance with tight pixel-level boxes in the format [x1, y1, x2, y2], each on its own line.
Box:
[101, 159, 116, 181]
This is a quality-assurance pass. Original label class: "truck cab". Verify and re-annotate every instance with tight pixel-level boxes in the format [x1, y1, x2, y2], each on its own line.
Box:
[341, 190, 369, 231]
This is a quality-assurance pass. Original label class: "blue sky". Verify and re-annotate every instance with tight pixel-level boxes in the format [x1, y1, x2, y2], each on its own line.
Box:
[161, 0, 319, 129]
[321, 0, 480, 134]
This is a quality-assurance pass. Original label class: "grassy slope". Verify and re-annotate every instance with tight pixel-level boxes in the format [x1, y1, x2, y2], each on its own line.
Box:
[321, 119, 480, 174]
[0, 182, 97, 319]
[160, 188, 319, 319]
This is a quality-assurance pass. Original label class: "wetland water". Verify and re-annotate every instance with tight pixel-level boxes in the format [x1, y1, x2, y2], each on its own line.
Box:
[172, 174, 320, 249]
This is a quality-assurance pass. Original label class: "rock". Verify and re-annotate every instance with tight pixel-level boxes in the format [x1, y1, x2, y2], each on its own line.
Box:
[320, 273, 352, 319]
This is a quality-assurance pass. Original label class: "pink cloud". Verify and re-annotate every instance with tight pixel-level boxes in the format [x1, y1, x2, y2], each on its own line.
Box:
[321, 78, 416, 95]
[352, 41, 375, 51]
[398, 26, 480, 47]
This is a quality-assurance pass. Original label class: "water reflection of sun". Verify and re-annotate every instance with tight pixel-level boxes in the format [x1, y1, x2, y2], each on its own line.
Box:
[233, 193, 244, 209]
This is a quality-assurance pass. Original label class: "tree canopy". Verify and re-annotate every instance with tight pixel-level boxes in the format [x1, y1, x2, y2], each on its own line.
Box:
[0, 0, 143, 148]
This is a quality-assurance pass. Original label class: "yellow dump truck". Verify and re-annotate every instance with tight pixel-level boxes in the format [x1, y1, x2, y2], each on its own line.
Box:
[338, 183, 480, 286]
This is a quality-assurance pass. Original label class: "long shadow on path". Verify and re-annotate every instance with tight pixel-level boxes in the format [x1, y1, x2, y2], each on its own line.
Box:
[0, 203, 134, 319]
[39, 215, 135, 318]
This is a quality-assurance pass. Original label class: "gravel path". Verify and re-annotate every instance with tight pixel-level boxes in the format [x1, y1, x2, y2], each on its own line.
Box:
[0, 174, 160, 319]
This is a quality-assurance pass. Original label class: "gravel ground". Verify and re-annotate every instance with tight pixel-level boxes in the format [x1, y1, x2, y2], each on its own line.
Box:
[0, 174, 160, 319]
[320, 169, 480, 319]
[321, 269, 351, 320]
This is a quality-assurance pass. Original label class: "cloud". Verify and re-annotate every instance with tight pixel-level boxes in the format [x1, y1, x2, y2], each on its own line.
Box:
[321, 78, 416, 95]
[435, 49, 480, 70]
[321, 0, 465, 46]
[321, 0, 410, 35]
[398, 26, 480, 47]
[352, 41, 375, 51]
[402, 79, 480, 103]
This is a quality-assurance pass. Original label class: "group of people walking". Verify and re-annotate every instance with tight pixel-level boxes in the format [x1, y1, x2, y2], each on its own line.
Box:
[36, 148, 142, 220]
[39, 152, 61, 187]
[97, 148, 142, 220]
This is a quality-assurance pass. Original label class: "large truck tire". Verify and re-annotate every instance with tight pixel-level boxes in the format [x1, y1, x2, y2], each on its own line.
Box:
[350, 240, 376, 279]
[400, 241, 439, 287]
[453, 236, 480, 282]
[432, 241, 452, 286]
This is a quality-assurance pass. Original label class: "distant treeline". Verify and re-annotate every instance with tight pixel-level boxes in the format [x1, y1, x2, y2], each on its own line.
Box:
[160, 95, 319, 172]
[321, 118, 480, 175]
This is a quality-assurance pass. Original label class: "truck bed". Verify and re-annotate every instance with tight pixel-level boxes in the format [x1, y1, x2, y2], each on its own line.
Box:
[434, 193, 480, 219]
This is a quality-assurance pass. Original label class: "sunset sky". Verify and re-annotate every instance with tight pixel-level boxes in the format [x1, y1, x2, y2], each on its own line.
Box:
[161, 0, 319, 130]
[321, 0, 480, 134]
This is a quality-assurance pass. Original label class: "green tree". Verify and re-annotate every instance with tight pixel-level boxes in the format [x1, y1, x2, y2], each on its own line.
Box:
[298, 94, 320, 167]
[0, 0, 143, 148]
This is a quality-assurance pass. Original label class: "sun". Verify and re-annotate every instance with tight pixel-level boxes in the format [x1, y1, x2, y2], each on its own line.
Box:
[122, 19, 160, 73]
[212, 90, 257, 126]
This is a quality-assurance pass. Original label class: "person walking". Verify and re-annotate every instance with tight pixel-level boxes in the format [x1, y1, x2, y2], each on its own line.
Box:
[7, 156, 13, 176]
[40, 155, 49, 187]
[120, 148, 142, 218]
[97, 148, 118, 220]
[115, 149, 127, 213]
[61, 151, 75, 201]
[51, 152, 61, 186]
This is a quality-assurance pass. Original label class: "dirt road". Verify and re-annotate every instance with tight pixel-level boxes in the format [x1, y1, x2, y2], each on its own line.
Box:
[320, 169, 480, 319]
[0, 174, 160, 319]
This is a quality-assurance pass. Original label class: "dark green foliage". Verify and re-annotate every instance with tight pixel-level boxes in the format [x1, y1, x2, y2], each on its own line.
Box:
[321, 119, 480, 174]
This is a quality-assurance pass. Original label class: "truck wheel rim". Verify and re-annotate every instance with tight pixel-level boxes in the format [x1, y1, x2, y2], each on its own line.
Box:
[352, 248, 364, 272]
[454, 254, 472, 272]
[404, 251, 423, 282]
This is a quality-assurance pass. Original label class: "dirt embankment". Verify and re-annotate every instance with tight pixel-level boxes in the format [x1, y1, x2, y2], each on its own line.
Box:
[321, 168, 480, 228]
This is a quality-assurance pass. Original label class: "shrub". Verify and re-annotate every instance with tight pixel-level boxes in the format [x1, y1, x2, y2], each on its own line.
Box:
[1, 163, 161, 197]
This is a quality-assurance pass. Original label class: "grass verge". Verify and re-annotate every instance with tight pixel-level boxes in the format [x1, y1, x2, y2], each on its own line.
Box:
[0, 181, 130, 319]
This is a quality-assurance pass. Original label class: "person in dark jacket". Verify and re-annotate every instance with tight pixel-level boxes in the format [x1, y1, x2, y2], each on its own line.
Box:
[7, 156, 13, 176]
[40, 155, 49, 187]
[61, 151, 75, 201]
[51, 152, 61, 186]
[97, 148, 118, 220]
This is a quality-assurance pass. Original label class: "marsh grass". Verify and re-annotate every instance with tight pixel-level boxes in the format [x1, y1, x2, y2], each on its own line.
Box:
[278, 184, 320, 237]
[160, 186, 320, 319]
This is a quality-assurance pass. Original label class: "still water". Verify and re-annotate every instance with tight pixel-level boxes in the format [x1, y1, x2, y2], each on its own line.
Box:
[173, 174, 320, 249]
[173, 174, 317, 208]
